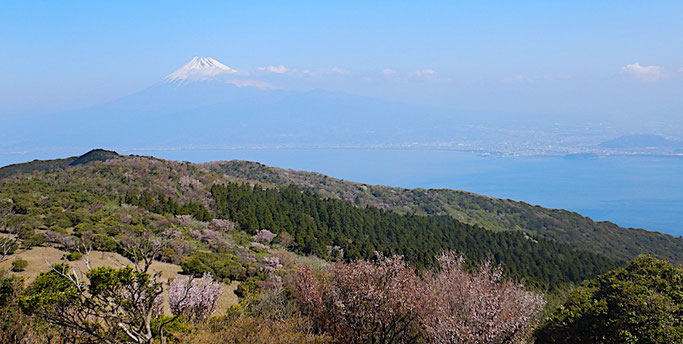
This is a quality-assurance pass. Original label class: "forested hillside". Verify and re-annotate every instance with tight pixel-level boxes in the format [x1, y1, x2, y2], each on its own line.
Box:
[206, 160, 683, 264]
[2, 152, 682, 268]
[212, 183, 618, 287]
[0, 153, 618, 289]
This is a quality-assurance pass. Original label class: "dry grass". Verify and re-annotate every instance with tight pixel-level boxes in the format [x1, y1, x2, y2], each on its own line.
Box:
[0, 246, 239, 315]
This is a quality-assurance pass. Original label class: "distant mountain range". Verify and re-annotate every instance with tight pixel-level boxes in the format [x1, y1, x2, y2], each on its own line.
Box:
[2, 57, 680, 158]
[2, 149, 681, 265]
[0, 57, 463, 153]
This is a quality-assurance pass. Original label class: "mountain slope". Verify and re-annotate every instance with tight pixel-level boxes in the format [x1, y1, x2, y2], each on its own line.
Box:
[0, 153, 621, 289]
[2, 152, 681, 266]
[205, 160, 683, 264]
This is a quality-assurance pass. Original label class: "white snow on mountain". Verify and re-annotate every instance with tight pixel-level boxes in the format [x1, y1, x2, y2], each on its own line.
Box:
[165, 56, 274, 89]
[165, 56, 237, 84]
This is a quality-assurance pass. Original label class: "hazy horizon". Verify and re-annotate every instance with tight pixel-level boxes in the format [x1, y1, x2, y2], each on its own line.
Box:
[2, 1, 682, 133]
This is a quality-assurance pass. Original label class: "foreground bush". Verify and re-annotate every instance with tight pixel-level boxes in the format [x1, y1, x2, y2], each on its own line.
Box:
[21, 264, 166, 344]
[295, 253, 544, 343]
[535, 255, 683, 344]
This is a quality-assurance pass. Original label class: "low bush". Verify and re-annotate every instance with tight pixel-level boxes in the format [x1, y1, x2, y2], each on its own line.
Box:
[11, 259, 28, 272]
[65, 252, 82, 261]
[181, 252, 247, 282]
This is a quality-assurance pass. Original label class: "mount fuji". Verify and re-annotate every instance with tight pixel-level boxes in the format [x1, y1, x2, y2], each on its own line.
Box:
[1, 57, 460, 154]
[166, 56, 238, 83]
[164, 56, 272, 89]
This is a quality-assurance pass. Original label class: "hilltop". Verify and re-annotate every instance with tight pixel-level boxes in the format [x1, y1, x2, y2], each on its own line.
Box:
[0, 149, 119, 179]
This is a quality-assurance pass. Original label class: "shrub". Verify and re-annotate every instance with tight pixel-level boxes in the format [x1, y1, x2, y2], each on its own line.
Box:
[160, 247, 177, 263]
[93, 234, 117, 251]
[0, 271, 31, 343]
[17, 230, 46, 247]
[181, 253, 247, 282]
[47, 225, 67, 234]
[235, 277, 261, 298]
[65, 252, 82, 261]
[535, 255, 683, 344]
[181, 256, 213, 277]
[11, 259, 28, 272]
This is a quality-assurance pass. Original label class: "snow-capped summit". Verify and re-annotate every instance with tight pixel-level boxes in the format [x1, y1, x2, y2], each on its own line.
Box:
[165, 56, 237, 84]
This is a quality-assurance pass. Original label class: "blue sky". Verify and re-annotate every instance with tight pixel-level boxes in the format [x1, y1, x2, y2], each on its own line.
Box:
[1, 1, 682, 124]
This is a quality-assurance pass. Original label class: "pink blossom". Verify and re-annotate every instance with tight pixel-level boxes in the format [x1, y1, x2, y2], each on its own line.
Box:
[168, 273, 224, 322]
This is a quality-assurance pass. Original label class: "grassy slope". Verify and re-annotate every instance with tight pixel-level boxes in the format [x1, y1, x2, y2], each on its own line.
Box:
[205, 160, 683, 264]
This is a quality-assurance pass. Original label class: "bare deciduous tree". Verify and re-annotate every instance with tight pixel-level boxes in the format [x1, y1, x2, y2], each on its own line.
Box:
[118, 232, 167, 273]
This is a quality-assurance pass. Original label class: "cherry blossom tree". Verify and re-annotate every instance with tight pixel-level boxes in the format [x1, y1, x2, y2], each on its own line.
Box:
[419, 253, 545, 344]
[294, 252, 544, 344]
[295, 254, 422, 344]
[168, 273, 224, 323]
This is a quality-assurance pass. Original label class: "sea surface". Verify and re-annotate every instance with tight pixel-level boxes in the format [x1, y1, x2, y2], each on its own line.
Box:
[3, 148, 682, 237]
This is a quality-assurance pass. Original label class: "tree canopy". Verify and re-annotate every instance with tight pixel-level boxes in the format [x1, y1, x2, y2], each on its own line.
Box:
[535, 254, 683, 343]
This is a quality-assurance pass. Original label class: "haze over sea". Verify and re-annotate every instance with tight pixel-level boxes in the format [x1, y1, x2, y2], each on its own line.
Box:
[9, 148, 679, 237]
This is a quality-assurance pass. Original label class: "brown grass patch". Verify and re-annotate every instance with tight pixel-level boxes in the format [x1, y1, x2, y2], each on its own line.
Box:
[0, 246, 239, 315]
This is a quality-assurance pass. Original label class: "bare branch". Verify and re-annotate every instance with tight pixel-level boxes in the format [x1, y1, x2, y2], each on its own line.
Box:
[118, 233, 168, 273]
[75, 236, 94, 270]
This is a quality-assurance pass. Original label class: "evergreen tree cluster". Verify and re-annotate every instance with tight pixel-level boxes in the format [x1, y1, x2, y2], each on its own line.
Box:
[125, 191, 212, 221]
[211, 183, 620, 288]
